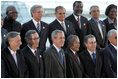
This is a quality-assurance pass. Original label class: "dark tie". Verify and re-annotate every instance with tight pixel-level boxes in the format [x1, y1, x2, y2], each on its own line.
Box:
[37, 23, 40, 32]
[34, 50, 39, 63]
[75, 52, 80, 63]
[59, 50, 64, 66]
[92, 53, 96, 64]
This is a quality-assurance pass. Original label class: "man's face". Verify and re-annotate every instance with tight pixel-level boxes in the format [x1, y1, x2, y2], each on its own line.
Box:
[71, 38, 80, 52]
[53, 32, 65, 48]
[1, 16, 3, 27]
[9, 35, 22, 51]
[29, 33, 40, 49]
[73, 2, 83, 16]
[55, 8, 66, 22]
[32, 7, 43, 22]
[7, 8, 18, 20]
[109, 33, 117, 46]
[85, 37, 96, 52]
[90, 7, 100, 20]
[108, 8, 117, 19]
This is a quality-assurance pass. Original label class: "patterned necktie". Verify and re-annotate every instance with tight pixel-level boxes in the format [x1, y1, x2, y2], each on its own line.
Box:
[34, 50, 39, 63]
[37, 23, 40, 32]
[12, 52, 18, 67]
[92, 53, 96, 64]
[61, 22, 66, 32]
[59, 50, 64, 66]
[97, 21, 103, 39]
[78, 16, 81, 29]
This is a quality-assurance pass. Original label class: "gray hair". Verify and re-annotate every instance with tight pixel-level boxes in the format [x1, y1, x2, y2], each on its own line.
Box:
[55, 6, 66, 12]
[51, 30, 64, 39]
[25, 30, 39, 43]
[84, 34, 96, 43]
[67, 35, 79, 48]
[6, 31, 20, 46]
[30, 5, 42, 17]
[90, 5, 99, 13]
[107, 29, 117, 38]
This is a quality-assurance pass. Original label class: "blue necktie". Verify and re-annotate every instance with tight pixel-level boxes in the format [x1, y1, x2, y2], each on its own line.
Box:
[59, 50, 64, 66]
[37, 23, 40, 32]
[92, 53, 96, 64]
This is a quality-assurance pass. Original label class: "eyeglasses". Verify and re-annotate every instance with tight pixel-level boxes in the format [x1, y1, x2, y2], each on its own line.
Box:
[8, 11, 18, 14]
[31, 37, 40, 40]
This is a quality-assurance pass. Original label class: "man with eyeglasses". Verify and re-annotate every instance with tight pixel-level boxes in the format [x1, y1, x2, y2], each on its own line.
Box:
[3, 6, 21, 32]
[21, 30, 43, 78]
[79, 34, 104, 78]
[102, 29, 117, 78]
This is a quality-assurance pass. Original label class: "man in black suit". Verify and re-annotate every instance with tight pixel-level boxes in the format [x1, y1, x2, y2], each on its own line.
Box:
[1, 15, 8, 50]
[103, 29, 117, 78]
[79, 34, 104, 78]
[21, 30, 43, 78]
[48, 6, 76, 50]
[87, 5, 107, 50]
[3, 6, 21, 32]
[1, 32, 28, 78]
[20, 5, 48, 53]
[43, 30, 66, 78]
[65, 35, 87, 78]
[66, 1, 88, 53]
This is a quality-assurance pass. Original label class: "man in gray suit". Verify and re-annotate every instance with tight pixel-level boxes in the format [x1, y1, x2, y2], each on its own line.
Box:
[43, 30, 66, 78]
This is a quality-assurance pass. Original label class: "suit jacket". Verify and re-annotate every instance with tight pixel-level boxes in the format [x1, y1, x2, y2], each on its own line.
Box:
[20, 20, 48, 54]
[1, 59, 5, 78]
[66, 14, 88, 52]
[65, 48, 87, 78]
[103, 44, 117, 78]
[1, 28, 8, 50]
[79, 49, 103, 78]
[21, 46, 43, 78]
[87, 18, 107, 49]
[43, 45, 66, 78]
[1, 47, 28, 78]
[3, 17, 21, 32]
[48, 19, 76, 50]
[103, 18, 117, 33]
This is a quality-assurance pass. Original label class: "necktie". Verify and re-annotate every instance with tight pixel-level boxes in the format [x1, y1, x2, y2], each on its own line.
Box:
[97, 21, 103, 39]
[12, 52, 18, 67]
[37, 23, 40, 32]
[75, 52, 80, 63]
[59, 50, 64, 66]
[92, 53, 96, 64]
[34, 50, 39, 63]
[78, 17, 81, 29]
[61, 22, 66, 32]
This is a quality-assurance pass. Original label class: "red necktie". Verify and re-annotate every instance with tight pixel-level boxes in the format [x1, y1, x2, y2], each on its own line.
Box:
[75, 52, 79, 59]
[78, 17, 81, 29]
[34, 51, 39, 63]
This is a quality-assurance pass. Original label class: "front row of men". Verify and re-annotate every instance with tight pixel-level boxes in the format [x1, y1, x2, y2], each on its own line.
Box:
[1, 29, 117, 78]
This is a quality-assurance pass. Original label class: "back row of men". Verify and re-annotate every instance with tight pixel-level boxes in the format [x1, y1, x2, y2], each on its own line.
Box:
[1, 1, 117, 78]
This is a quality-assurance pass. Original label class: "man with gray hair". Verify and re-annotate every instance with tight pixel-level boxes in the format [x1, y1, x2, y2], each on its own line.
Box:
[1, 32, 28, 78]
[43, 30, 66, 78]
[103, 29, 117, 78]
[21, 5, 48, 53]
[65, 35, 87, 78]
[87, 5, 107, 50]
[21, 30, 43, 78]
[79, 34, 104, 77]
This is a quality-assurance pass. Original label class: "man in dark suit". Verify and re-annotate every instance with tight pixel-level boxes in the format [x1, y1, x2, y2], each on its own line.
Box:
[1, 15, 8, 50]
[1, 32, 28, 78]
[20, 5, 48, 53]
[3, 6, 21, 32]
[48, 6, 76, 50]
[43, 30, 66, 78]
[103, 4, 117, 33]
[21, 30, 43, 78]
[87, 5, 107, 50]
[66, 1, 88, 53]
[79, 34, 104, 78]
[103, 29, 117, 78]
[65, 35, 87, 78]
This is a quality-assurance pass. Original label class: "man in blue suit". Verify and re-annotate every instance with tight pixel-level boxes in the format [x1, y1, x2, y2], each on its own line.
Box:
[103, 29, 117, 78]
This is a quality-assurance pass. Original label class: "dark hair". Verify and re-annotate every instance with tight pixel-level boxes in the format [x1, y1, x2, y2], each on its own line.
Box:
[55, 6, 65, 12]
[6, 6, 17, 15]
[84, 34, 95, 43]
[105, 4, 117, 16]
[73, 1, 82, 8]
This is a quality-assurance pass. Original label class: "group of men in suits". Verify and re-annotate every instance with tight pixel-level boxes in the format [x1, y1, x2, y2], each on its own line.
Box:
[1, 1, 117, 78]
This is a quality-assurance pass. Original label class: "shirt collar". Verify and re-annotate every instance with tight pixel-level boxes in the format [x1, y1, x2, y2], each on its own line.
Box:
[70, 48, 76, 55]
[8, 47, 16, 55]
[32, 19, 41, 28]
[73, 13, 81, 21]
[87, 49, 96, 55]
[56, 19, 65, 25]
[53, 44, 61, 53]
[27, 45, 37, 55]
[111, 43, 117, 50]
